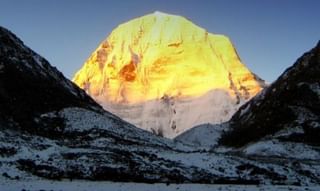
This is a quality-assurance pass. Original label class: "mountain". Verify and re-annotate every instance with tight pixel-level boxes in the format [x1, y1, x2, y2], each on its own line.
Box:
[1, 26, 320, 186]
[177, 41, 320, 161]
[73, 12, 265, 138]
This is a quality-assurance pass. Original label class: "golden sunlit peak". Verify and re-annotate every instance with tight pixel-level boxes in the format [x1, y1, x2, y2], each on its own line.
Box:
[73, 12, 264, 104]
[72, 12, 266, 137]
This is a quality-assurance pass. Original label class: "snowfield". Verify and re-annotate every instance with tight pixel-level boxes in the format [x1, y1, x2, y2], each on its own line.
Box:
[1, 179, 319, 191]
[1, 107, 320, 186]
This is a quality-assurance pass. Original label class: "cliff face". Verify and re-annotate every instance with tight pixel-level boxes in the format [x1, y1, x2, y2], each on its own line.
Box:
[73, 12, 265, 137]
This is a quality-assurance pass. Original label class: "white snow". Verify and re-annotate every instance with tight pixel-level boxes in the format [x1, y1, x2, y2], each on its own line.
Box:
[59, 107, 115, 132]
[2, 107, 320, 186]
[40, 107, 195, 152]
[159, 151, 240, 177]
[274, 126, 305, 137]
[21, 59, 33, 69]
[33, 55, 44, 68]
[243, 140, 320, 160]
[154, 11, 167, 18]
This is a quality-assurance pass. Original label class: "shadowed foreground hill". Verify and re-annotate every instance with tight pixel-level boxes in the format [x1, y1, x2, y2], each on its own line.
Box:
[0, 26, 102, 136]
[220, 41, 320, 147]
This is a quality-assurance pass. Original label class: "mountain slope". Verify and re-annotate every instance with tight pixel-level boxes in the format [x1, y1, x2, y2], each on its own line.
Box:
[72, 12, 265, 138]
[220, 41, 320, 147]
[0, 26, 103, 136]
[175, 123, 226, 148]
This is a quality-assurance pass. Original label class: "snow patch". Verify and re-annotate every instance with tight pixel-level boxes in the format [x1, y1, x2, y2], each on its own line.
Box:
[239, 103, 251, 117]
[175, 123, 227, 149]
[308, 83, 320, 96]
[289, 106, 318, 124]
[33, 55, 44, 68]
[274, 126, 304, 138]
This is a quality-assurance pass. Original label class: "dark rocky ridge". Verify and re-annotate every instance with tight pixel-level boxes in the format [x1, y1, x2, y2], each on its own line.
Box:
[0, 26, 103, 136]
[220, 41, 320, 147]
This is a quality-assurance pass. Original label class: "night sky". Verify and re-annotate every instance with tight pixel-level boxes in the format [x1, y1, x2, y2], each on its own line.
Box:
[1, 0, 319, 82]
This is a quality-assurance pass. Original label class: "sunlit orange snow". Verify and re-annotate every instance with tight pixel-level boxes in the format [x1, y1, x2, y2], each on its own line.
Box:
[73, 11, 263, 104]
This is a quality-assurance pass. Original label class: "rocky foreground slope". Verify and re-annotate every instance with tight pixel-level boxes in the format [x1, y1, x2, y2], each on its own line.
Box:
[0, 26, 319, 185]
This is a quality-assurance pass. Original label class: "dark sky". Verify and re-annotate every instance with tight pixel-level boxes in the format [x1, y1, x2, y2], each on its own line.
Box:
[1, 0, 319, 82]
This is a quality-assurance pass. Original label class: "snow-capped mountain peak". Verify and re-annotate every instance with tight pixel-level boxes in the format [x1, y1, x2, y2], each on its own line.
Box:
[72, 13, 266, 137]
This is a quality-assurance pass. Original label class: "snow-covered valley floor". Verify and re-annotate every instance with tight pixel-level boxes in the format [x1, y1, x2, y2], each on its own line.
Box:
[1, 179, 319, 191]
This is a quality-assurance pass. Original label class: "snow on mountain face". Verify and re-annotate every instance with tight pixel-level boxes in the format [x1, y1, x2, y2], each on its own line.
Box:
[73, 12, 265, 138]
